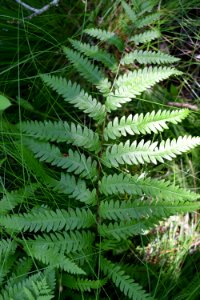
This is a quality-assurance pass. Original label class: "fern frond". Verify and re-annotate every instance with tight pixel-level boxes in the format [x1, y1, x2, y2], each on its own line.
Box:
[102, 136, 200, 167]
[25, 247, 85, 275]
[99, 173, 199, 201]
[22, 138, 98, 180]
[100, 199, 200, 221]
[0, 207, 94, 232]
[99, 217, 159, 239]
[62, 46, 111, 94]
[84, 28, 124, 51]
[135, 12, 161, 28]
[129, 29, 160, 45]
[104, 109, 189, 140]
[41, 74, 106, 123]
[121, 1, 137, 23]
[51, 173, 96, 205]
[69, 39, 117, 71]
[0, 271, 54, 300]
[106, 67, 181, 110]
[6, 257, 33, 287]
[101, 257, 153, 299]
[0, 183, 39, 215]
[0, 239, 17, 256]
[24, 278, 54, 300]
[62, 275, 107, 292]
[121, 50, 180, 65]
[25, 231, 95, 254]
[19, 120, 100, 152]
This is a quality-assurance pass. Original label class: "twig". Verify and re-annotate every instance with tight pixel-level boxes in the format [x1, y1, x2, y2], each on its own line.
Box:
[15, 0, 60, 19]
[167, 102, 199, 111]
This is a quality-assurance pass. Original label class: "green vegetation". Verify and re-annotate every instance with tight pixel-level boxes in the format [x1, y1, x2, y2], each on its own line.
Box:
[0, 1, 200, 299]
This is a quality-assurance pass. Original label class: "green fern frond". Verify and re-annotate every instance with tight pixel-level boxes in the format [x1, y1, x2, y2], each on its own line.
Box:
[99, 173, 199, 201]
[19, 120, 100, 152]
[22, 138, 98, 180]
[84, 28, 124, 51]
[23, 278, 54, 300]
[51, 173, 96, 205]
[99, 217, 159, 239]
[24, 247, 85, 275]
[100, 199, 200, 221]
[104, 109, 189, 140]
[106, 67, 181, 110]
[41, 74, 106, 123]
[135, 12, 161, 28]
[129, 29, 160, 45]
[0, 183, 39, 215]
[0, 239, 17, 256]
[62, 46, 111, 94]
[62, 275, 107, 292]
[121, 50, 180, 65]
[101, 257, 154, 300]
[25, 231, 95, 254]
[121, 1, 137, 23]
[6, 257, 33, 287]
[69, 39, 117, 71]
[0, 207, 94, 232]
[102, 136, 200, 167]
[0, 271, 54, 300]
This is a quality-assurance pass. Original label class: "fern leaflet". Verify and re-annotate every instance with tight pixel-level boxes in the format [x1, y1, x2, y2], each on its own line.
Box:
[99, 173, 199, 201]
[101, 257, 154, 299]
[19, 120, 100, 152]
[22, 138, 98, 179]
[41, 74, 106, 123]
[62, 275, 107, 292]
[129, 29, 160, 45]
[84, 28, 124, 51]
[51, 173, 96, 205]
[106, 67, 181, 110]
[69, 39, 117, 71]
[104, 109, 189, 140]
[121, 50, 180, 65]
[135, 12, 161, 28]
[100, 199, 200, 221]
[62, 46, 111, 94]
[0, 207, 94, 232]
[102, 136, 200, 167]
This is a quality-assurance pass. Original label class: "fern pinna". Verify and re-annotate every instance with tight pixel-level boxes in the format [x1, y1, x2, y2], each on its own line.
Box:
[1, 3, 200, 300]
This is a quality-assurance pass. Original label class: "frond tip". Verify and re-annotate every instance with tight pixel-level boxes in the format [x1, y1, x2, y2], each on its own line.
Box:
[102, 136, 200, 167]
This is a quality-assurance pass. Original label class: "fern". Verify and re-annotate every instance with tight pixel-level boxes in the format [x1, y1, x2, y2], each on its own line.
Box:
[121, 50, 180, 65]
[100, 199, 200, 221]
[22, 137, 98, 179]
[51, 173, 96, 204]
[2, 8, 200, 299]
[62, 46, 111, 94]
[19, 120, 101, 152]
[106, 67, 181, 110]
[129, 29, 161, 44]
[0, 183, 39, 215]
[84, 28, 124, 51]
[25, 231, 95, 254]
[0, 207, 94, 232]
[62, 275, 107, 292]
[41, 74, 106, 123]
[104, 109, 189, 140]
[102, 136, 200, 167]
[99, 173, 199, 201]
[135, 12, 161, 28]
[69, 39, 117, 71]
[101, 257, 153, 299]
